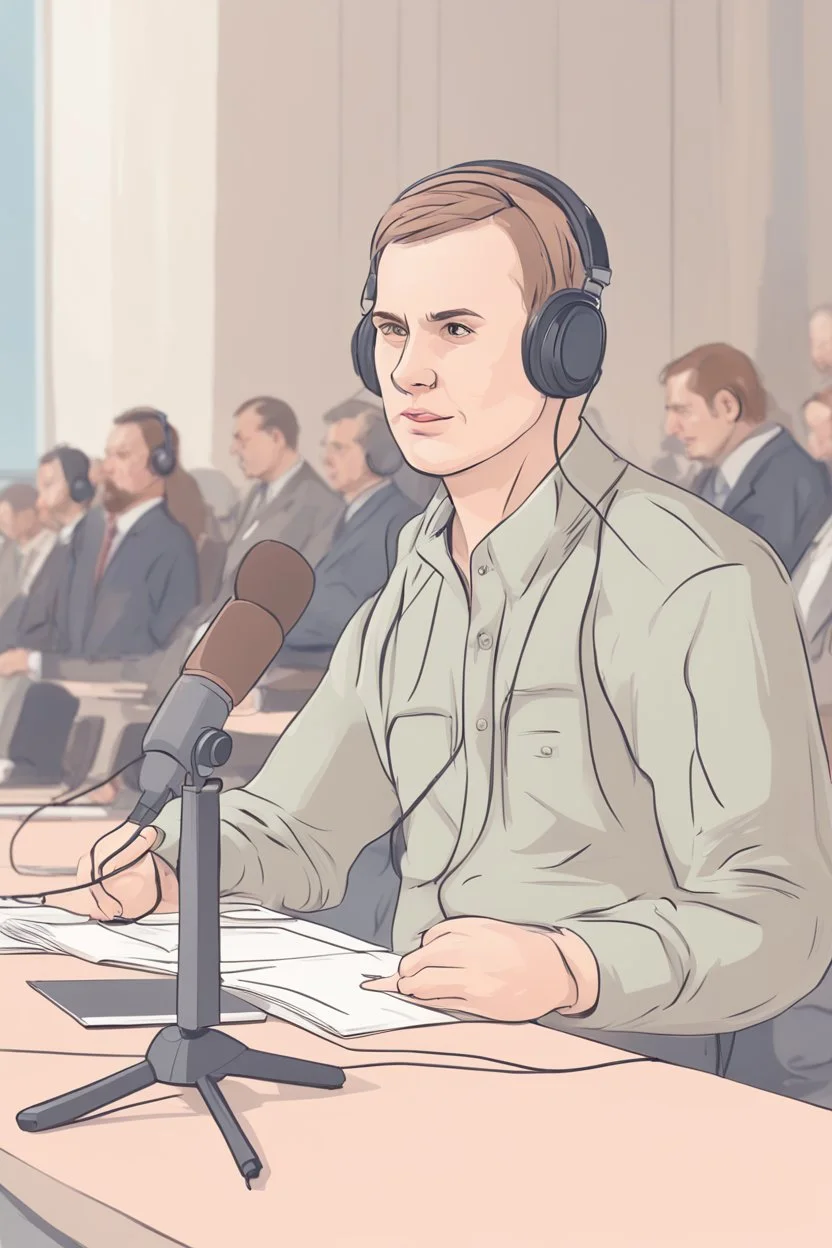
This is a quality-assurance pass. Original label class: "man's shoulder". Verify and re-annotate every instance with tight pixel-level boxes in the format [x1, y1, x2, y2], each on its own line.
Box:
[293, 462, 340, 509]
[600, 463, 790, 608]
[749, 427, 829, 485]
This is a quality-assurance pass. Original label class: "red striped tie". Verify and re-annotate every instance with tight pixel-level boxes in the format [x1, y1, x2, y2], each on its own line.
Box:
[93, 515, 119, 585]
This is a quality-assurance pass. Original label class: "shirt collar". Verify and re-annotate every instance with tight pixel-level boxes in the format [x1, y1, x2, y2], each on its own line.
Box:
[414, 419, 627, 598]
[717, 423, 782, 492]
[263, 458, 304, 505]
[18, 528, 55, 560]
[113, 496, 163, 539]
[58, 511, 86, 545]
[344, 480, 391, 524]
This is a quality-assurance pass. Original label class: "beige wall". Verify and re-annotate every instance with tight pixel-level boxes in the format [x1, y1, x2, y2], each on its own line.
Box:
[45, 0, 827, 477]
[45, 0, 218, 467]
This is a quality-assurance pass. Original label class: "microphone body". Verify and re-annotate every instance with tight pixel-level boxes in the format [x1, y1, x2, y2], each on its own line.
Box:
[128, 542, 314, 826]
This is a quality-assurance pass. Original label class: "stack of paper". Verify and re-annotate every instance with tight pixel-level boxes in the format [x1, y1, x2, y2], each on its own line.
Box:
[0, 902, 453, 1037]
[0, 902, 89, 955]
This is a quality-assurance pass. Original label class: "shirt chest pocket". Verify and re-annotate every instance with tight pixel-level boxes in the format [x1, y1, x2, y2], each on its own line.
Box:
[503, 689, 604, 842]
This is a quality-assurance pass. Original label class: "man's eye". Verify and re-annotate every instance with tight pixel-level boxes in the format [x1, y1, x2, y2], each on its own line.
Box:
[378, 323, 406, 338]
[446, 323, 472, 337]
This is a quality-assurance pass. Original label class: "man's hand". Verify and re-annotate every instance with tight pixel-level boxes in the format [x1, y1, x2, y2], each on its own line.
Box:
[0, 649, 30, 677]
[51, 823, 179, 920]
[361, 916, 580, 1021]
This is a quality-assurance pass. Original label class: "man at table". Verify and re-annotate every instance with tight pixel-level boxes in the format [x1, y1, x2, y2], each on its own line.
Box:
[56, 161, 832, 1073]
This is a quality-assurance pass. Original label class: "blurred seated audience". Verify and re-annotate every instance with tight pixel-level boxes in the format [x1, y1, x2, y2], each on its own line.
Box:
[810, 305, 832, 384]
[0, 485, 38, 616]
[252, 398, 420, 690]
[190, 467, 239, 543]
[661, 342, 832, 573]
[802, 386, 832, 471]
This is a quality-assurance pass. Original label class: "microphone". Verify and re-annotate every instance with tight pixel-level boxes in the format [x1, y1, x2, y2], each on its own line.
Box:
[128, 541, 314, 828]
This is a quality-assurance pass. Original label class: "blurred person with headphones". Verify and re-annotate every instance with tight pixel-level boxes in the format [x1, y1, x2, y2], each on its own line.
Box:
[33, 408, 199, 673]
[57, 162, 832, 1080]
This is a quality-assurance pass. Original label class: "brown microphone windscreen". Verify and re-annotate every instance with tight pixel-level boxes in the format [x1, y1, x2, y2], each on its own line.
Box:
[233, 540, 314, 633]
[184, 600, 284, 704]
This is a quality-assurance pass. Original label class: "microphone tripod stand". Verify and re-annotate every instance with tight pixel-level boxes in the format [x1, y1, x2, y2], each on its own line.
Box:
[16, 730, 346, 1187]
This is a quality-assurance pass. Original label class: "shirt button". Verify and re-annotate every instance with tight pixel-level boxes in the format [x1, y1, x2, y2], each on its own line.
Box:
[477, 631, 493, 650]
[541, 745, 553, 757]
[476, 717, 488, 732]
[477, 565, 488, 576]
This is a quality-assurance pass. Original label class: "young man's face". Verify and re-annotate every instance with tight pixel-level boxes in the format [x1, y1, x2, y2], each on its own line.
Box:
[230, 408, 286, 481]
[663, 371, 739, 463]
[805, 399, 832, 462]
[372, 219, 547, 477]
[321, 415, 372, 497]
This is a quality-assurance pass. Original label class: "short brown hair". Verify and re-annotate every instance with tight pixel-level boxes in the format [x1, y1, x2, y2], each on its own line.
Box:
[369, 164, 585, 318]
[234, 396, 299, 450]
[0, 483, 38, 513]
[113, 407, 207, 545]
[659, 343, 767, 426]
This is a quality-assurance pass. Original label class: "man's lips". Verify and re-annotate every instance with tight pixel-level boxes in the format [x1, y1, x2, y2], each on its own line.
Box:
[401, 409, 452, 424]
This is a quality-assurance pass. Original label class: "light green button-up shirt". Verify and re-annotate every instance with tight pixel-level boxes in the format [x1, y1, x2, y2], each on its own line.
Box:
[155, 422, 832, 1035]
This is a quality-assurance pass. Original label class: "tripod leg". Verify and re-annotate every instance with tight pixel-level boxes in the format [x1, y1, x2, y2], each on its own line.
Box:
[223, 1047, 345, 1090]
[17, 1060, 156, 1133]
[196, 1075, 261, 1187]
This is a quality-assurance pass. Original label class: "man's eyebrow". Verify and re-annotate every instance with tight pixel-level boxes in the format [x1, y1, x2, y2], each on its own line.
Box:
[372, 310, 406, 325]
[426, 307, 483, 322]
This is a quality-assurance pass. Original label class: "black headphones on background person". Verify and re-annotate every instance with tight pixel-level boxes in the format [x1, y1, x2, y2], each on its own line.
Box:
[52, 446, 95, 504]
[142, 408, 178, 477]
[351, 158, 612, 402]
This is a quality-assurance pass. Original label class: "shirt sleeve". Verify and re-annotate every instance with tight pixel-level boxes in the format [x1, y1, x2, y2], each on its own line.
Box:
[562, 557, 832, 1034]
[152, 594, 401, 911]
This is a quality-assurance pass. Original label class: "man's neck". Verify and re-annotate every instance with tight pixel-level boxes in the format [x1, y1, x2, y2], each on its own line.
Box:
[109, 487, 163, 519]
[260, 450, 300, 485]
[445, 397, 583, 583]
[713, 420, 762, 467]
[53, 502, 86, 531]
[342, 473, 384, 506]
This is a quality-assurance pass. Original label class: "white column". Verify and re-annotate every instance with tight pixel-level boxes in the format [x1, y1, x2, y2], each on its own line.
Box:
[46, 0, 218, 467]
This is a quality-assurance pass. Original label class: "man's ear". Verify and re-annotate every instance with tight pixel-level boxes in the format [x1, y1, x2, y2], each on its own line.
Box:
[713, 388, 743, 424]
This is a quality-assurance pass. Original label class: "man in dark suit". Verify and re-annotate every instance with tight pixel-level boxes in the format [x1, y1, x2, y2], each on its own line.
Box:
[43, 412, 199, 670]
[219, 396, 342, 603]
[662, 342, 832, 573]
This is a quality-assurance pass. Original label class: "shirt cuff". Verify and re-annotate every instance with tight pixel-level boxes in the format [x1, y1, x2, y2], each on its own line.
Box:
[544, 928, 600, 1015]
[27, 651, 42, 679]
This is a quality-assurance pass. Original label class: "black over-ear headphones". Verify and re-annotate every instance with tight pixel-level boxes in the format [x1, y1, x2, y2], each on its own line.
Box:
[142, 409, 177, 477]
[53, 446, 95, 504]
[363, 411, 405, 478]
[351, 159, 612, 402]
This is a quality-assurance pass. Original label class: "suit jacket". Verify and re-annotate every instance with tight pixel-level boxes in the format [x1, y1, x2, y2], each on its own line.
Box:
[693, 427, 832, 573]
[155, 420, 832, 1037]
[0, 537, 73, 653]
[0, 540, 20, 618]
[273, 482, 421, 673]
[216, 462, 342, 609]
[49, 503, 199, 664]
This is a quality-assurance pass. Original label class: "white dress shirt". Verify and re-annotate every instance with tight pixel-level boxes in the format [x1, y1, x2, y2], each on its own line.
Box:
[343, 480, 391, 525]
[239, 460, 305, 540]
[715, 424, 782, 495]
[798, 516, 832, 622]
[58, 511, 86, 546]
[17, 529, 56, 595]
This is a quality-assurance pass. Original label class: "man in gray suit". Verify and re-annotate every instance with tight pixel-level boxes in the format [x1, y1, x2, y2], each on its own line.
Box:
[662, 342, 832, 573]
[219, 396, 341, 605]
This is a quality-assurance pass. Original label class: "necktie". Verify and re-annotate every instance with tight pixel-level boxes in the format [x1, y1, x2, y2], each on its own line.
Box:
[93, 515, 119, 585]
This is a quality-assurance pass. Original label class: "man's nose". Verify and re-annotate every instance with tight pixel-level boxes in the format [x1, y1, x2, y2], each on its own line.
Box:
[664, 410, 678, 437]
[391, 332, 438, 395]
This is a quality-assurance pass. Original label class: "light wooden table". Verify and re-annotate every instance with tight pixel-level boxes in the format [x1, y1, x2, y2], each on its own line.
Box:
[0, 819, 830, 1247]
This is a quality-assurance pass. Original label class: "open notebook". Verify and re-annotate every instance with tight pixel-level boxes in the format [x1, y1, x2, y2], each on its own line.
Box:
[0, 904, 453, 1038]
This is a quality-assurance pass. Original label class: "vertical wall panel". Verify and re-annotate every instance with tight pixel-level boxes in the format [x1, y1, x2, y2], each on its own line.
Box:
[438, 1, 559, 170]
[558, 0, 673, 465]
[804, 0, 832, 320]
[396, 0, 440, 188]
[338, 0, 400, 409]
[212, 0, 340, 474]
[671, 0, 730, 358]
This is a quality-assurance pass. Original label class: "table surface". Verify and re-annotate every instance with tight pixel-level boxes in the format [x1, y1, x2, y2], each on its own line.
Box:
[0, 819, 830, 1248]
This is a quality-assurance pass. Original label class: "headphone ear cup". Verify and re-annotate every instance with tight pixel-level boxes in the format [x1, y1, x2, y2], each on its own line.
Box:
[364, 424, 404, 478]
[523, 290, 606, 399]
[150, 446, 176, 477]
[69, 477, 95, 504]
[351, 314, 382, 397]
